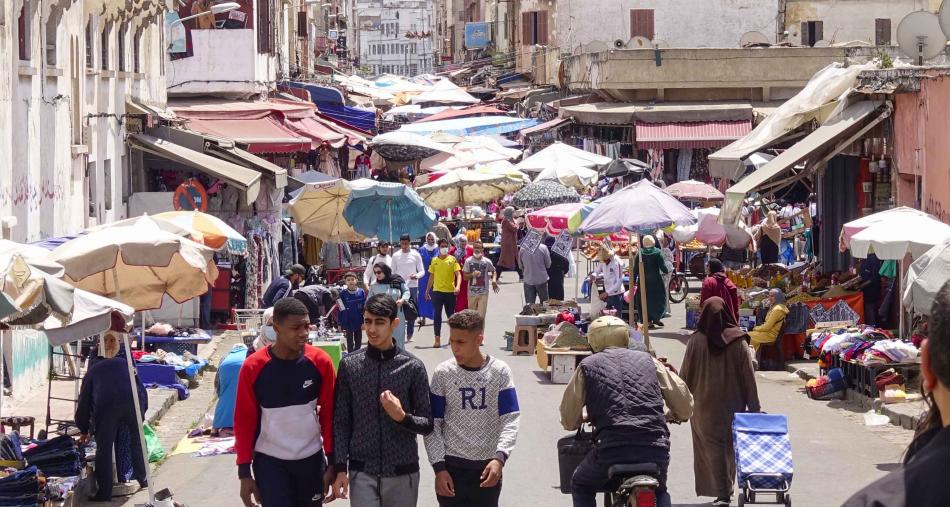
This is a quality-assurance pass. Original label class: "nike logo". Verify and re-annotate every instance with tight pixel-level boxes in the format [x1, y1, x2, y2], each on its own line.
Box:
[312, 493, 324, 501]
[302, 380, 313, 389]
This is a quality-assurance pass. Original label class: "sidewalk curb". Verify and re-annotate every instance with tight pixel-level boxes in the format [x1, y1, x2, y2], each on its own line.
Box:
[143, 332, 227, 428]
[784, 362, 926, 431]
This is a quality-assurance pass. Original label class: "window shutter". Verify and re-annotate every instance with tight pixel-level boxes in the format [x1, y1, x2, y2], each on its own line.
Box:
[537, 11, 548, 45]
[814, 21, 823, 43]
[800, 21, 809, 45]
[297, 12, 307, 37]
[521, 11, 531, 45]
[630, 9, 654, 40]
[18, 5, 27, 60]
[875, 19, 891, 46]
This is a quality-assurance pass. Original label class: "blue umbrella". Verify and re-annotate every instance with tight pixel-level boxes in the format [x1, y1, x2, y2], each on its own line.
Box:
[343, 179, 437, 242]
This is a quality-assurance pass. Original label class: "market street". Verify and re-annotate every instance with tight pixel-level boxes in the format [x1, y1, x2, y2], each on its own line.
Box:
[119, 275, 913, 507]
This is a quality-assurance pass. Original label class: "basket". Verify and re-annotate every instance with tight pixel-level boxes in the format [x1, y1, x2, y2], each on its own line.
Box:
[234, 309, 267, 331]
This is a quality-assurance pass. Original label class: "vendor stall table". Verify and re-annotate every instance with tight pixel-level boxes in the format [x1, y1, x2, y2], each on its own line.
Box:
[827, 355, 920, 398]
[138, 329, 212, 355]
[313, 341, 343, 371]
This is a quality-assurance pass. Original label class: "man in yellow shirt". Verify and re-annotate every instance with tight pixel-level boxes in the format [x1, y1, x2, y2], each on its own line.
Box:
[425, 239, 461, 348]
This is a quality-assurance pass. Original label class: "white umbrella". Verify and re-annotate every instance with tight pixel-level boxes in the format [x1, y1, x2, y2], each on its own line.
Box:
[288, 179, 365, 242]
[416, 170, 512, 210]
[848, 210, 950, 260]
[514, 142, 611, 174]
[534, 164, 599, 191]
[903, 238, 950, 316]
[840, 206, 929, 249]
[474, 161, 530, 193]
[672, 207, 753, 249]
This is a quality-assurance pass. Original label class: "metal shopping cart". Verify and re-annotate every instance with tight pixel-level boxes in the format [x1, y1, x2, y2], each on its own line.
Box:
[733, 413, 793, 506]
[233, 309, 267, 347]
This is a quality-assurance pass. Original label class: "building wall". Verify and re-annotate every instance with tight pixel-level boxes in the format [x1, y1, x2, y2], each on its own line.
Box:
[784, 0, 941, 46]
[355, 1, 434, 76]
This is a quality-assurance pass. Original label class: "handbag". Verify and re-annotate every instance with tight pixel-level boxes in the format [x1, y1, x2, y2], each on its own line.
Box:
[556, 425, 593, 494]
[396, 282, 419, 322]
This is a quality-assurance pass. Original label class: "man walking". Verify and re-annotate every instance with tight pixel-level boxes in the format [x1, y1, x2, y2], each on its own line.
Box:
[392, 234, 425, 343]
[425, 238, 462, 348]
[425, 310, 520, 507]
[234, 298, 337, 506]
[462, 241, 498, 318]
[518, 239, 551, 304]
[329, 294, 433, 507]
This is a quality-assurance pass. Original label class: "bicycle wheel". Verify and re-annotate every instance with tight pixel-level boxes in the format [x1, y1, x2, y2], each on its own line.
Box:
[668, 274, 688, 303]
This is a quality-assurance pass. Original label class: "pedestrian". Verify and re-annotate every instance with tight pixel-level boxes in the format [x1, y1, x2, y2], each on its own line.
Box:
[368, 262, 411, 349]
[463, 241, 499, 319]
[329, 294, 433, 506]
[75, 332, 148, 502]
[417, 233, 440, 327]
[234, 298, 337, 507]
[632, 235, 669, 328]
[425, 310, 520, 507]
[560, 316, 693, 507]
[338, 273, 366, 352]
[363, 242, 393, 287]
[679, 297, 760, 507]
[658, 232, 675, 317]
[518, 238, 551, 305]
[425, 238, 462, 348]
[392, 234, 425, 343]
[354, 149, 372, 180]
[452, 235, 473, 312]
[859, 253, 883, 327]
[843, 279, 950, 506]
[247, 307, 275, 357]
[261, 263, 306, 308]
[755, 211, 781, 265]
[497, 207, 521, 281]
[544, 236, 570, 301]
[589, 244, 625, 315]
[699, 258, 740, 324]
[748, 288, 789, 352]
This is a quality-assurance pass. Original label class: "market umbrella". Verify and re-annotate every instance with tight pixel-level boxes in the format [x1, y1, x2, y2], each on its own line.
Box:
[473, 161, 530, 193]
[0, 240, 70, 324]
[371, 131, 453, 162]
[903, 238, 950, 316]
[665, 180, 725, 201]
[847, 209, 950, 260]
[672, 207, 754, 249]
[513, 141, 611, 174]
[288, 179, 365, 242]
[579, 179, 697, 347]
[602, 158, 649, 179]
[839, 206, 930, 250]
[343, 179, 437, 242]
[526, 202, 587, 236]
[511, 180, 581, 209]
[416, 170, 511, 211]
[155, 210, 248, 255]
[533, 164, 599, 191]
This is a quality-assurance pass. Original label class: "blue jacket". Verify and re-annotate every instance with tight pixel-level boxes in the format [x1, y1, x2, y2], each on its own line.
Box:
[213, 345, 248, 429]
[75, 351, 148, 434]
[262, 276, 294, 308]
[338, 288, 366, 331]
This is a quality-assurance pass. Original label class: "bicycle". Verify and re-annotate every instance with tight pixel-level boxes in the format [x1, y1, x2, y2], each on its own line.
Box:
[668, 272, 689, 304]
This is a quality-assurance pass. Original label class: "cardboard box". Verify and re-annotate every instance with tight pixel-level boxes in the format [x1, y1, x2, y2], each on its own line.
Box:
[880, 383, 907, 404]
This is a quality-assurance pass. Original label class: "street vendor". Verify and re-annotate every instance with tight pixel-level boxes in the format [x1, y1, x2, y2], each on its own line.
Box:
[748, 289, 789, 351]
[261, 264, 305, 309]
[589, 244, 625, 315]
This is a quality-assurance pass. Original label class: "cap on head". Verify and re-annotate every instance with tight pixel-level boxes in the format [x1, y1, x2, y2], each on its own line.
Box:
[587, 316, 630, 352]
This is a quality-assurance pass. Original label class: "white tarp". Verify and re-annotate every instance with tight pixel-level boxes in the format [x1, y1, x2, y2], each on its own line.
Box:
[411, 79, 479, 105]
[903, 239, 950, 316]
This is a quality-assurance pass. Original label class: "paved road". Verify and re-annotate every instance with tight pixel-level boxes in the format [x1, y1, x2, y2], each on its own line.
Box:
[123, 273, 912, 507]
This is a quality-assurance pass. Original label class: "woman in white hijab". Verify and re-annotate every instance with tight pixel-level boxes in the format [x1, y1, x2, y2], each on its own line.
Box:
[250, 307, 276, 355]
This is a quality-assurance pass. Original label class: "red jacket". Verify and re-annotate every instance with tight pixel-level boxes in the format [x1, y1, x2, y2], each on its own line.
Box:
[700, 273, 740, 323]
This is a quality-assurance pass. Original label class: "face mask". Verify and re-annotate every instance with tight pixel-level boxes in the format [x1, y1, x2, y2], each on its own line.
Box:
[262, 325, 277, 343]
[440, 247, 449, 256]
[473, 253, 483, 259]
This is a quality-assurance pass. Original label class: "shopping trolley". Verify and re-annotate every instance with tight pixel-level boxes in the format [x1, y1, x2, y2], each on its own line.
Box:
[233, 309, 267, 347]
[733, 413, 793, 506]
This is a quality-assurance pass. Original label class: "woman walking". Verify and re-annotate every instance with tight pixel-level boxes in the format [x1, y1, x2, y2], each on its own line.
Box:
[632, 235, 669, 328]
[680, 297, 760, 507]
[367, 262, 411, 348]
[497, 207, 521, 281]
[544, 235, 570, 301]
[417, 232, 439, 326]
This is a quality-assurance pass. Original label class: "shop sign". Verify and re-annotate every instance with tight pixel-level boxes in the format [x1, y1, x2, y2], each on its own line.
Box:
[173, 178, 209, 212]
[464, 22, 490, 49]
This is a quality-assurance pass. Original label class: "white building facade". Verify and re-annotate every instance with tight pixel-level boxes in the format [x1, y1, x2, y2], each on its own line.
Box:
[352, 0, 435, 76]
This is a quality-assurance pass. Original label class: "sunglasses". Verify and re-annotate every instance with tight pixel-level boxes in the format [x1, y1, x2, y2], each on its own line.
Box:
[374, 271, 383, 275]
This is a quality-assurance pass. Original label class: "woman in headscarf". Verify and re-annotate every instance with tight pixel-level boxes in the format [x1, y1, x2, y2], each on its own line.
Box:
[755, 210, 782, 264]
[657, 231, 675, 317]
[416, 232, 439, 325]
[367, 262, 411, 348]
[451, 234, 474, 312]
[248, 307, 276, 356]
[544, 235, 570, 301]
[498, 206, 521, 281]
[749, 288, 790, 351]
[700, 258, 740, 324]
[680, 297, 761, 507]
[632, 235, 669, 328]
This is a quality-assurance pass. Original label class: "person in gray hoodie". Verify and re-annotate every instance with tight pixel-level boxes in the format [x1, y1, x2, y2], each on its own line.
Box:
[518, 241, 551, 304]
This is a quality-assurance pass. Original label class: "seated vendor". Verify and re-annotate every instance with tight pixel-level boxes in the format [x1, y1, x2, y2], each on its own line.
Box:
[749, 288, 790, 351]
[213, 343, 248, 433]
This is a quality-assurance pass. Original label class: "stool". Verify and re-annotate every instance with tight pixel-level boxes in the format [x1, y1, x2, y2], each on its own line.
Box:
[0, 416, 35, 439]
[512, 324, 539, 355]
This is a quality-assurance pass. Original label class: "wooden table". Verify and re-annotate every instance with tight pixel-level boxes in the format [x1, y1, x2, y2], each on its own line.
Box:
[539, 347, 592, 384]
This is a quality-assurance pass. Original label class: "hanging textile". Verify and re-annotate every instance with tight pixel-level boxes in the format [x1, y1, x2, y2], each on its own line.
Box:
[676, 148, 693, 183]
[648, 149, 665, 181]
[304, 235, 321, 266]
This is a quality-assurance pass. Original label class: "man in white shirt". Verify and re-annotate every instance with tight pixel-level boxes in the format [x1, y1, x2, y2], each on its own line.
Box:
[392, 234, 425, 342]
[589, 246, 626, 315]
[362, 242, 393, 287]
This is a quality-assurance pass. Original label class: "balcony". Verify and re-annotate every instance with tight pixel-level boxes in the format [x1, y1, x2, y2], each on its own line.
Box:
[167, 29, 276, 98]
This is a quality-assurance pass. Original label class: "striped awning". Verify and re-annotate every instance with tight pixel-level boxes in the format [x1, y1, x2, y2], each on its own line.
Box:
[636, 120, 753, 150]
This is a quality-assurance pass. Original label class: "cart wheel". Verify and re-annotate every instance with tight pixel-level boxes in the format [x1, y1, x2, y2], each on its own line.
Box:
[737, 493, 745, 507]
[784, 493, 792, 507]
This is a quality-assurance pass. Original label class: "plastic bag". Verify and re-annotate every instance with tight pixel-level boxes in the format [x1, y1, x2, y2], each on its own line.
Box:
[144, 424, 166, 463]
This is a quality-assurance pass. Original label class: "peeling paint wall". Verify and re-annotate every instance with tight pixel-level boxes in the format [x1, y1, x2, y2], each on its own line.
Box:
[784, 1, 941, 46]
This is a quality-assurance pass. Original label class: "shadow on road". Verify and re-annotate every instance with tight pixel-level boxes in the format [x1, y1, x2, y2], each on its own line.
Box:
[875, 462, 901, 472]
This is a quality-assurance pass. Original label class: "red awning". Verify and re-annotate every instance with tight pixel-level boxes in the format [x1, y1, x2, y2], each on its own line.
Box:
[519, 117, 571, 137]
[314, 113, 370, 146]
[286, 117, 348, 149]
[635, 120, 752, 150]
[184, 116, 311, 154]
[414, 105, 507, 123]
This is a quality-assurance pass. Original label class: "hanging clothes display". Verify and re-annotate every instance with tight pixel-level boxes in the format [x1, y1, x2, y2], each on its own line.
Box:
[648, 149, 665, 181]
[677, 148, 693, 183]
[319, 146, 341, 178]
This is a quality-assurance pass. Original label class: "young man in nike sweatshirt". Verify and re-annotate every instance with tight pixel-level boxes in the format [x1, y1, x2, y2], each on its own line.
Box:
[424, 310, 521, 506]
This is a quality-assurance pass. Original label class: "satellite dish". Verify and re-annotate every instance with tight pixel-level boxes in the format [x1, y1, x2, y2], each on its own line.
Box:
[939, 0, 950, 38]
[813, 39, 831, 47]
[587, 40, 609, 53]
[739, 31, 770, 47]
[897, 11, 947, 64]
[613, 39, 626, 49]
[652, 39, 670, 49]
[628, 36, 651, 49]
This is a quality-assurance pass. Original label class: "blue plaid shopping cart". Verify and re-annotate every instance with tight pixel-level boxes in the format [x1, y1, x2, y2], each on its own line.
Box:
[733, 413, 793, 506]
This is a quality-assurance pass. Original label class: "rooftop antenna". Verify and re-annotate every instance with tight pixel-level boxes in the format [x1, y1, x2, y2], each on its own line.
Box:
[897, 10, 947, 65]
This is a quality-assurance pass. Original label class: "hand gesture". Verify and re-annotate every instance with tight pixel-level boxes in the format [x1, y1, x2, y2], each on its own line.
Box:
[480, 459, 503, 488]
[327, 472, 349, 503]
[379, 390, 406, 422]
[435, 470, 455, 497]
[240, 478, 261, 507]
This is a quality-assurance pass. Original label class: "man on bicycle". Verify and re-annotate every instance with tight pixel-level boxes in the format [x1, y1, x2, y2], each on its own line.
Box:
[560, 316, 692, 507]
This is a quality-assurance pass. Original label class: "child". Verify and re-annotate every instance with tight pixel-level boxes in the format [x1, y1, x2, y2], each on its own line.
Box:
[338, 273, 366, 352]
[425, 310, 520, 507]
[463, 241, 499, 319]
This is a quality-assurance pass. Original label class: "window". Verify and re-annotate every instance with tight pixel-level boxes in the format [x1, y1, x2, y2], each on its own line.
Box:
[85, 18, 93, 68]
[103, 160, 113, 211]
[17, 3, 30, 61]
[46, 7, 63, 66]
[257, 0, 275, 54]
[118, 24, 127, 72]
[133, 28, 141, 73]
[121, 155, 131, 204]
[801, 20, 823, 47]
[86, 162, 97, 219]
[630, 9, 655, 40]
[520, 11, 548, 46]
[875, 19, 892, 46]
[101, 22, 111, 70]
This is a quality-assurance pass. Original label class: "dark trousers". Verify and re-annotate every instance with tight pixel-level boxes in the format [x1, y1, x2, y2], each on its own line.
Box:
[606, 294, 625, 314]
[344, 328, 362, 353]
[253, 451, 325, 506]
[431, 291, 456, 338]
[571, 444, 670, 507]
[92, 412, 147, 500]
[407, 287, 418, 339]
[437, 463, 501, 507]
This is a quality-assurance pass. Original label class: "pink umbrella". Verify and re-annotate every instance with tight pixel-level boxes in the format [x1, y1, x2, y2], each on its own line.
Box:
[665, 180, 725, 201]
[526, 203, 585, 235]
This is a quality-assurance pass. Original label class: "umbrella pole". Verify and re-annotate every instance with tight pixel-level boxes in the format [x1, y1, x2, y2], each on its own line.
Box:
[112, 270, 155, 504]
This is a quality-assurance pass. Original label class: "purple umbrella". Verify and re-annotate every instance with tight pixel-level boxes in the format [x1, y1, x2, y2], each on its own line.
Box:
[578, 179, 697, 347]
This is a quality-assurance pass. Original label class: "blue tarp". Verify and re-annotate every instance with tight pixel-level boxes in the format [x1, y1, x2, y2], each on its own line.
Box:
[283, 81, 377, 133]
[31, 234, 81, 251]
[398, 116, 539, 137]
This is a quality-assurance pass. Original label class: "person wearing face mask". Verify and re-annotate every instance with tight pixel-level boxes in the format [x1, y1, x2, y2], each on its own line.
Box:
[417, 233, 440, 327]
[463, 241, 499, 319]
[425, 239, 462, 348]
[248, 307, 277, 357]
[363, 242, 393, 287]
[392, 234, 425, 343]
[451, 235, 474, 313]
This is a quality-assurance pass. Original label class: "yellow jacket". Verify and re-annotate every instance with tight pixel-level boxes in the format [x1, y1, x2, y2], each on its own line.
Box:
[749, 304, 789, 348]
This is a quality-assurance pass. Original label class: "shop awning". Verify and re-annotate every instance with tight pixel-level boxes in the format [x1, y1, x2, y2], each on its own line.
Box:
[183, 116, 311, 154]
[206, 144, 288, 189]
[721, 100, 889, 224]
[636, 120, 752, 150]
[398, 116, 539, 137]
[126, 99, 176, 121]
[559, 102, 753, 126]
[286, 117, 348, 149]
[520, 117, 571, 137]
[129, 133, 262, 203]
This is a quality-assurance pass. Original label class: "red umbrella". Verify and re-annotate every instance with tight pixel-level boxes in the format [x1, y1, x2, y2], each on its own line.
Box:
[665, 180, 725, 201]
